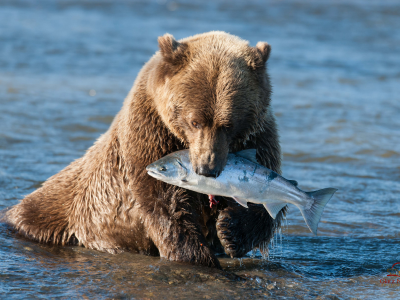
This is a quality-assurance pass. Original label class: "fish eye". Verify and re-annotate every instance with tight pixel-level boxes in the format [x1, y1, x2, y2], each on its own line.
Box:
[160, 166, 167, 171]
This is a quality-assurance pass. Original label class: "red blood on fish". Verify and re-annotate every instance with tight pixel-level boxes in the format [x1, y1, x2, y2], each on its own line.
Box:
[208, 194, 219, 208]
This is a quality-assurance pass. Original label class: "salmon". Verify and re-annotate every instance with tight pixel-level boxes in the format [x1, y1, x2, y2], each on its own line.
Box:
[146, 149, 337, 235]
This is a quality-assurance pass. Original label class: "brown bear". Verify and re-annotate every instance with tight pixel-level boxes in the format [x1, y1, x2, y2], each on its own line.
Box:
[4, 31, 285, 269]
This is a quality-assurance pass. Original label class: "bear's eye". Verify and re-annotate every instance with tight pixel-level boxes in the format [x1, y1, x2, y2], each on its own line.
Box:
[222, 125, 233, 133]
[191, 121, 201, 129]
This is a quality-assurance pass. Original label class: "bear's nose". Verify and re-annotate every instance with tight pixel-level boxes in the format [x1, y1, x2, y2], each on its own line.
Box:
[196, 166, 220, 178]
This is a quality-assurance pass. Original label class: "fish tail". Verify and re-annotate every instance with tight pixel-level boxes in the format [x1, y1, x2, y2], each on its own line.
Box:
[299, 188, 337, 236]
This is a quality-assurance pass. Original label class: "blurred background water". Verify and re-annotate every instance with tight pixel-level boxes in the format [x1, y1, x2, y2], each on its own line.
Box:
[1, 0, 399, 299]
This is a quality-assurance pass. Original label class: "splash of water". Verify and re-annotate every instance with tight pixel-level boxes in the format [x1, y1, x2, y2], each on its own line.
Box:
[259, 240, 269, 261]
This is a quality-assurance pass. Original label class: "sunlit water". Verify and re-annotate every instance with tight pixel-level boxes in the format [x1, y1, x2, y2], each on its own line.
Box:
[1, 0, 399, 299]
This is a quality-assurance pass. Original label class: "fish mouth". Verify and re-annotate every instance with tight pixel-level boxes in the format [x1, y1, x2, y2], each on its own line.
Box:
[147, 170, 166, 180]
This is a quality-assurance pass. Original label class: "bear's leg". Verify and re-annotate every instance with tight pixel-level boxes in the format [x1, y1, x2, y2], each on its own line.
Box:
[217, 115, 284, 258]
[216, 200, 286, 258]
[151, 221, 221, 269]
[143, 187, 222, 269]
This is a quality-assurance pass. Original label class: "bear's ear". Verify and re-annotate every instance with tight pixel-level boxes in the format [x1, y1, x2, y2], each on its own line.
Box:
[256, 41, 271, 64]
[249, 41, 271, 69]
[158, 33, 189, 65]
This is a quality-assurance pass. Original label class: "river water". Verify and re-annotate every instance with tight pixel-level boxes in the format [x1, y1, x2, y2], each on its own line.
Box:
[1, 0, 399, 299]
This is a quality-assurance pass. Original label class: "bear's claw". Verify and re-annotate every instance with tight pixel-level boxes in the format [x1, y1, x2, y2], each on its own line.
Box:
[216, 208, 247, 258]
[216, 204, 278, 258]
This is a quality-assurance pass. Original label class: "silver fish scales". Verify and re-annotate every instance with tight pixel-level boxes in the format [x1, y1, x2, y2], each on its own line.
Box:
[146, 149, 337, 235]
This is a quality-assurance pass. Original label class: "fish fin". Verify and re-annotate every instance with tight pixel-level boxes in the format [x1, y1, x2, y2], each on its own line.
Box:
[232, 196, 248, 208]
[299, 188, 338, 236]
[235, 149, 258, 164]
[288, 180, 298, 187]
[263, 201, 287, 219]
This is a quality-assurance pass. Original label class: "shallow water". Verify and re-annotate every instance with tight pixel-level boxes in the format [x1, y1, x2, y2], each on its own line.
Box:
[1, 0, 400, 299]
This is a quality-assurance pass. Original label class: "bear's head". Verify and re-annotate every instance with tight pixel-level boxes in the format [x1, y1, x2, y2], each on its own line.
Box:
[152, 31, 272, 178]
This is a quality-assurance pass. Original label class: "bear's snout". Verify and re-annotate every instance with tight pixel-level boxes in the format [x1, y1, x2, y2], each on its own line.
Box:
[196, 164, 220, 178]
[189, 128, 230, 178]
[192, 149, 228, 178]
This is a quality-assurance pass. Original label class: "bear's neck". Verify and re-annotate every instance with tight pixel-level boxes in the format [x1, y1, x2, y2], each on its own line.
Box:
[110, 87, 185, 173]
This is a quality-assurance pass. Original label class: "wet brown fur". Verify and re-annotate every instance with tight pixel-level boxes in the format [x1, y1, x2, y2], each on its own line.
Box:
[4, 32, 284, 268]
